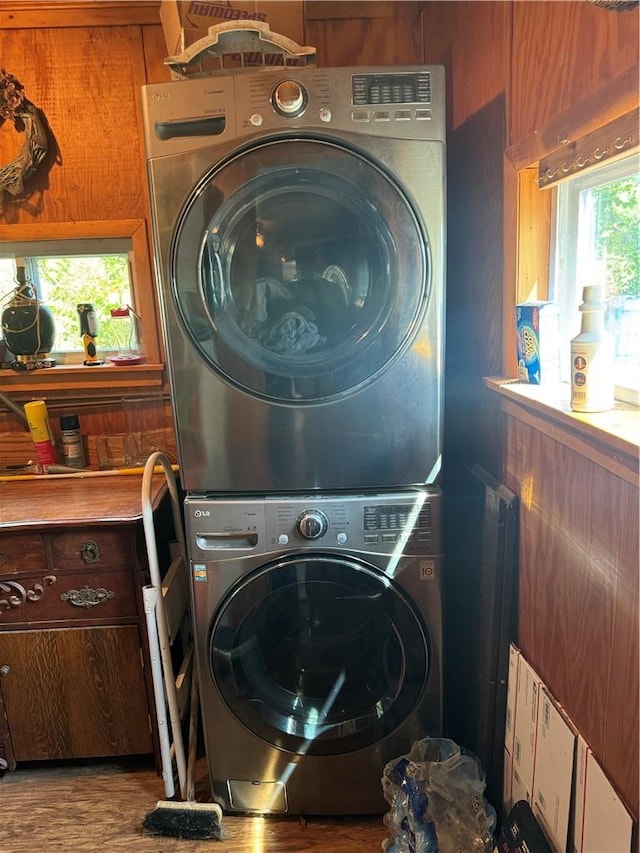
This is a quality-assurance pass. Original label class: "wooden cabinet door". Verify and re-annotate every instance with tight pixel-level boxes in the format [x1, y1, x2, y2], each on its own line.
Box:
[0, 626, 152, 760]
[0, 668, 16, 772]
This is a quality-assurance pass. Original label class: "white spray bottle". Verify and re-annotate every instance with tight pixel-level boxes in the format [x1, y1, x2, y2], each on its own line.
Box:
[570, 284, 614, 412]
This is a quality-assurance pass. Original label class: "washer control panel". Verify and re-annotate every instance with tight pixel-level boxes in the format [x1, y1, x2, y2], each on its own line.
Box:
[185, 491, 442, 557]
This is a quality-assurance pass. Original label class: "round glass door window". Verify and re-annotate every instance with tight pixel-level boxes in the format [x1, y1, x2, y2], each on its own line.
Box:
[171, 138, 429, 403]
[209, 555, 429, 756]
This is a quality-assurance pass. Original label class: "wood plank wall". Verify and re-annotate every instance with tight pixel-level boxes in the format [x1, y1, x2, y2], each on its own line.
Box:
[422, 0, 639, 818]
[0, 4, 170, 442]
[0, 0, 638, 818]
[505, 410, 639, 816]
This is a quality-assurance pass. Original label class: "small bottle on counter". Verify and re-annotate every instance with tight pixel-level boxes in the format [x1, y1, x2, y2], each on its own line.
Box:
[570, 284, 615, 413]
[24, 400, 58, 467]
[59, 414, 87, 469]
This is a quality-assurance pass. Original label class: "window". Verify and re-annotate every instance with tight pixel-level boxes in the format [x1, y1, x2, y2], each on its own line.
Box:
[551, 152, 640, 404]
[0, 239, 133, 364]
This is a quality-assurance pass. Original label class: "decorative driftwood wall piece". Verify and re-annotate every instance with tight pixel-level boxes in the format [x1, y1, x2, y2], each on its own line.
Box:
[0, 69, 48, 200]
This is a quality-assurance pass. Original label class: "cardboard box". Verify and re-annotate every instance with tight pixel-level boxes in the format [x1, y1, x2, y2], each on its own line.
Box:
[502, 644, 520, 818]
[512, 762, 532, 808]
[572, 737, 588, 853]
[572, 736, 633, 853]
[532, 688, 577, 853]
[512, 653, 541, 805]
[503, 746, 514, 817]
[505, 643, 519, 756]
[515, 302, 560, 385]
[160, 0, 304, 61]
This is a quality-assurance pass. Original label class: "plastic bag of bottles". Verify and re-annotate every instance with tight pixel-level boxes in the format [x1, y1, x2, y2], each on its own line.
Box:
[381, 737, 497, 853]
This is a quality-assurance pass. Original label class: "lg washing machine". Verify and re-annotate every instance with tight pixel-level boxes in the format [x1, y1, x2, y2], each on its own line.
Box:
[186, 489, 443, 815]
[142, 66, 446, 492]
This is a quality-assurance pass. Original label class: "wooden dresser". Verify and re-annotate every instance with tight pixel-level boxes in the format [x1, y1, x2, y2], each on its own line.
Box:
[0, 473, 171, 770]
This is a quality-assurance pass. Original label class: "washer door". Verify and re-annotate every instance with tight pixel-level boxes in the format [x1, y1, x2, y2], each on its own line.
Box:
[209, 555, 429, 756]
[171, 137, 428, 403]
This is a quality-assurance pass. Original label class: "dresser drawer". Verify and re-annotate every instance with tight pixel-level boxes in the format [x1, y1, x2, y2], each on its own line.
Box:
[0, 534, 46, 574]
[48, 528, 136, 571]
[0, 569, 138, 627]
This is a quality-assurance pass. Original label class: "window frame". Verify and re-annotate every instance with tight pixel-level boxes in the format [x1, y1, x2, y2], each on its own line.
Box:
[2, 245, 134, 364]
[550, 152, 640, 400]
[0, 219, 164, 393]
[498, 93, 639, 468]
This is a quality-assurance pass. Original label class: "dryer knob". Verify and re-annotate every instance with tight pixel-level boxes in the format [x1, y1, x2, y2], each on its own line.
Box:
[272, 80, 306, 117]
[297, 509, 328, 540]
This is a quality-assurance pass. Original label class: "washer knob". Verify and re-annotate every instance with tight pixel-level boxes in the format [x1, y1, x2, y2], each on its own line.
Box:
[297, 509, 328, 540]
[272, 80, 306, 117]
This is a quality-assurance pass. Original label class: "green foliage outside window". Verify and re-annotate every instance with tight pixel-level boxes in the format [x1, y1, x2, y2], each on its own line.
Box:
[35, 255, 132, 352]
[593, 175, 640, 298]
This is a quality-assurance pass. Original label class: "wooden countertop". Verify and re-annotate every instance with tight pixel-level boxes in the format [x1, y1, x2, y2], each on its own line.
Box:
[0, 472, 168, 530]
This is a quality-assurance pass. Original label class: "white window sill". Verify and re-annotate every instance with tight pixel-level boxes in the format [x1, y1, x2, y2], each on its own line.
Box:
[484, 377, 639, 485]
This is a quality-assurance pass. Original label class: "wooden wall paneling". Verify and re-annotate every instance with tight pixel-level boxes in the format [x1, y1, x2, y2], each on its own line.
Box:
[516, 167, 552, 304]
[0, 393, 174, 464]
[507, 66, 640, 172]
[510, 1, 639, 149]
[141, 22, 172, 84]
[538, 107, 639, 191]
[443, 93, 506, 483]
[502, 2, 639, 818]
[442, 91, 507, 772]
[504, 414, 639, 815]
[0, 2, 161, 28]
[420, 1, 510, 132]
[606, 542, 640, 814]
[304, 15, 423, 68]
[130, 219, 162, 364]
[305, 2, 426, 21]
[502, 155, 518, 378]
[0, 26, 149, 224]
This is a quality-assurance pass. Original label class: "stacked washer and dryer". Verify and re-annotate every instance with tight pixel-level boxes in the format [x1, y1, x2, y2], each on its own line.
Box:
[142, 63, 446, 815]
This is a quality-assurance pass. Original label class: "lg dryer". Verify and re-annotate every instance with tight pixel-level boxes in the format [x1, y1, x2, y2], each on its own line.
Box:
[142, 66, 446, 492]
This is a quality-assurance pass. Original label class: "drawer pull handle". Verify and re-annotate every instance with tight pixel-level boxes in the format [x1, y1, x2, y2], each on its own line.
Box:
[0, 665, 9, 677]
[81, 541, 100, 563]
[60, 587, 115, 609]
[0, 576, 57, 612]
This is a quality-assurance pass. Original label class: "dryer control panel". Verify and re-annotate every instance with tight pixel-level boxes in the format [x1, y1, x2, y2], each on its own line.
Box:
[351, 72, 431, 105]
[141, 65, 445, 160]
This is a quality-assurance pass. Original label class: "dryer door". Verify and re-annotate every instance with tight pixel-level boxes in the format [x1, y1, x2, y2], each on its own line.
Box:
[171, 138, 428, 403]
[208, 554, 429, 756]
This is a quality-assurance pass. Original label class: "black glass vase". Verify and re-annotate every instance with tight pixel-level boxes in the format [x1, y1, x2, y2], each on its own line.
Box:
[1, 269, 55, 363]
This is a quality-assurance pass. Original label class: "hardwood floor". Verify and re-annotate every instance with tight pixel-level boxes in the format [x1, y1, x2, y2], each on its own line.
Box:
[1, 757, 389, 852]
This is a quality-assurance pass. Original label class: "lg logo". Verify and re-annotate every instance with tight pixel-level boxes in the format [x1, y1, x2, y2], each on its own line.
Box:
[193, 509, 211, 518]
[151, 92, 170, 102]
